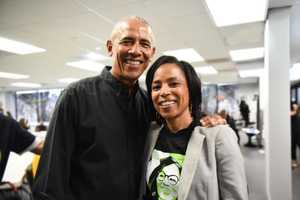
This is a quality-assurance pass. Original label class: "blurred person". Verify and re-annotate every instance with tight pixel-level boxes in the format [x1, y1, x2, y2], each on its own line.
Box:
[19, 118, 30, 130]
[141, 55, 248, 200]
[219, 109, 240, 144]
[35, 120, 47, 132]
[291, 102, 300, 169]
[0, 112, 43, 181]
[239, 100, 250, 127]
[5, 111, 13, 119]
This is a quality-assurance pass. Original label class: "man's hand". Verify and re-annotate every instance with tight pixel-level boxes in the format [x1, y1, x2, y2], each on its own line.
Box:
[200, 114, 226, 127]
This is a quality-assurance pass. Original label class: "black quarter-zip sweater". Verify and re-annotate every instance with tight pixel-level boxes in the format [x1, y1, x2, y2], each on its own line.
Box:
[33, 66, 152, 200]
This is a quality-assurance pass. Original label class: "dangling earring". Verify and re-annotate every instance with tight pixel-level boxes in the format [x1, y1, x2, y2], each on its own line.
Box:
[189, 103, 193, 113]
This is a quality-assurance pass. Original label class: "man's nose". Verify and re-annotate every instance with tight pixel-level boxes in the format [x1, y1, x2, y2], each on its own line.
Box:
[128, 43, 142, 55]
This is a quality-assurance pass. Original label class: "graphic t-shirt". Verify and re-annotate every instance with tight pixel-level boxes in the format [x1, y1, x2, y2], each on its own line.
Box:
[146, 121, 197, 200]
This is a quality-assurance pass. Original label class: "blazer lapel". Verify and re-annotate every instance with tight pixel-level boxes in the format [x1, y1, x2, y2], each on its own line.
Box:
[146, 124, 162, 163]
[178, 126, 205, 200]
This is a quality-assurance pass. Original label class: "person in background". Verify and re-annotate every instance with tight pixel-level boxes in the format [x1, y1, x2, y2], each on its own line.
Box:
[19, 118, 30, 130]
[239, 100, 250, 127]
[0, 113, 43, 181]
[219, 109, 240, 144]
[35, 120, 47, 132]
[5, 111, 13, 119]
[291, 101, 300, 169]
[141, 55, 248, 200]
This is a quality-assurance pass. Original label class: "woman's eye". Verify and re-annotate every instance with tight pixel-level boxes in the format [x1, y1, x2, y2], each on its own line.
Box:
[169, 82, 179, 87]
[152, 85, 160, 91]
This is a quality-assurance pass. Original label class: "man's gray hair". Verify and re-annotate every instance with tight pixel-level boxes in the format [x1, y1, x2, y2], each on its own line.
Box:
[110, 16, 155, 45]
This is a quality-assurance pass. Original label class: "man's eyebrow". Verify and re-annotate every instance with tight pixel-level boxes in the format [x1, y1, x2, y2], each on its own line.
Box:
[120, 36, 134, 40]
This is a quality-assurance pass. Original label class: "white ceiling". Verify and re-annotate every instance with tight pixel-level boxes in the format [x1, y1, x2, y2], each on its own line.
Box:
[0, 0, 298, 90]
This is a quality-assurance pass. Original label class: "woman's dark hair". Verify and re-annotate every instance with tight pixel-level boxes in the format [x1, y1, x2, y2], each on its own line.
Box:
[146, 55, 202, 123]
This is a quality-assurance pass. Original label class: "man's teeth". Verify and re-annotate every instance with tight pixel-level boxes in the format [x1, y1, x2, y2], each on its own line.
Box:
[126, 60, 141, 64]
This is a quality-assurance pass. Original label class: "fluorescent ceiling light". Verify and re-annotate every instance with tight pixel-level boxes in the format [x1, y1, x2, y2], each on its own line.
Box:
[0, 72, 29, 79]
[11, 82, 42, 88]
[195, 66, 218, 75]
[163, 48, 204, 63]
[239, 68, 263, 78]
[16, 90, 39, 94]
[86, 52, 110, 61]
[0, 37, 46, 55]
[205, 0, 268, 27]
[58, 78, 79, 84]
[230, 47, 264, 62]
[66, 60, 105, 72]
[290, 63, 300, 81]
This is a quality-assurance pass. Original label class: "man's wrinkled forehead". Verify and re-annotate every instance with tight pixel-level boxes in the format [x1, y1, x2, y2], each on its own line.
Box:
[111, 19, 155, 44]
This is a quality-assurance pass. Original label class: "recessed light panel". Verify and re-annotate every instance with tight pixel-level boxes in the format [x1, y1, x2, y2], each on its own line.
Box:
[0, 72, 29, 79]
[58, 78, 79, 84]
[239, 68, 263, 78]
[0, 37, 46, 55]
[163, 48, 204, 63]
[230, 47, 264, 62]
[66, 60, 105, 72]
[195, 66, 218, 75]
[11, 82, 42, 88]
[205, 0, 268, 27]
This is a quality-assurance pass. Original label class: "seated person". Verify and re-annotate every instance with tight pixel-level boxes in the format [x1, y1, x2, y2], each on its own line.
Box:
[0, 113, 43, 181]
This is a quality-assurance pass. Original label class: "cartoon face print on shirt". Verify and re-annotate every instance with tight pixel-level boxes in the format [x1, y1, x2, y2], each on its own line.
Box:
[147, 150, 184, 200]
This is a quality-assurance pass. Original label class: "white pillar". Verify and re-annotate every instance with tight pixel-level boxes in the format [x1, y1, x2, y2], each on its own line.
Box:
[264, 6, 292, 200]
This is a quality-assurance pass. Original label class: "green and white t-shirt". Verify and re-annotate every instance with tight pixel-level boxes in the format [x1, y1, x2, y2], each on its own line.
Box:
[146, 121, 197, 200]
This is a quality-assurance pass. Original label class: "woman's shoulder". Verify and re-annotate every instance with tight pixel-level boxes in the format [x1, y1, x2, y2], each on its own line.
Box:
[195, 125, 235, 139]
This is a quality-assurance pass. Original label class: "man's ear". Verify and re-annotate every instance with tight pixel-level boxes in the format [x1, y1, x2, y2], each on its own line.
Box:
[106, 40, 113, 57]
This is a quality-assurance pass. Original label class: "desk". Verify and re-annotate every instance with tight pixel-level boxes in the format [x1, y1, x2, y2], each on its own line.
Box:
[241, 128, 260, 147]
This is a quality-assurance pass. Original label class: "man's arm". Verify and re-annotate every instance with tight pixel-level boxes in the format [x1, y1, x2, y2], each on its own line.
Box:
[200, 114, 227, 127]
[33, 89, 78, 200]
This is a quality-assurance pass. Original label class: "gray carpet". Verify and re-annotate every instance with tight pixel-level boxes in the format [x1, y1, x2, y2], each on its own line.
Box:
[240, 133, 300, 200]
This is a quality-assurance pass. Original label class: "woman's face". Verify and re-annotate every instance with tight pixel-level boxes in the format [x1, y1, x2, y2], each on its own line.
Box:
[151, 63, 190, 121]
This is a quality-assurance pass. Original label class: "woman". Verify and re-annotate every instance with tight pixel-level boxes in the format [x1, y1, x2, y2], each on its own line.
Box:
[141, 55, 248, 200]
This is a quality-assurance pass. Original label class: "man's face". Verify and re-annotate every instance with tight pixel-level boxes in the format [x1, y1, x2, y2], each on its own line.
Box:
[107, 20, 155, 85]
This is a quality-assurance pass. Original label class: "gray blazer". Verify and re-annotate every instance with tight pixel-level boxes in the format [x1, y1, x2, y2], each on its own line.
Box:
[140, 124, 248, 200]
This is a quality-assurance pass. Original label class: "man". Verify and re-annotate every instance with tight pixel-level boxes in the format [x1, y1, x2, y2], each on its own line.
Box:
[33, 16, 218, 200]
[33, 16, 156, 200]
[0, 113, 42, 181]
